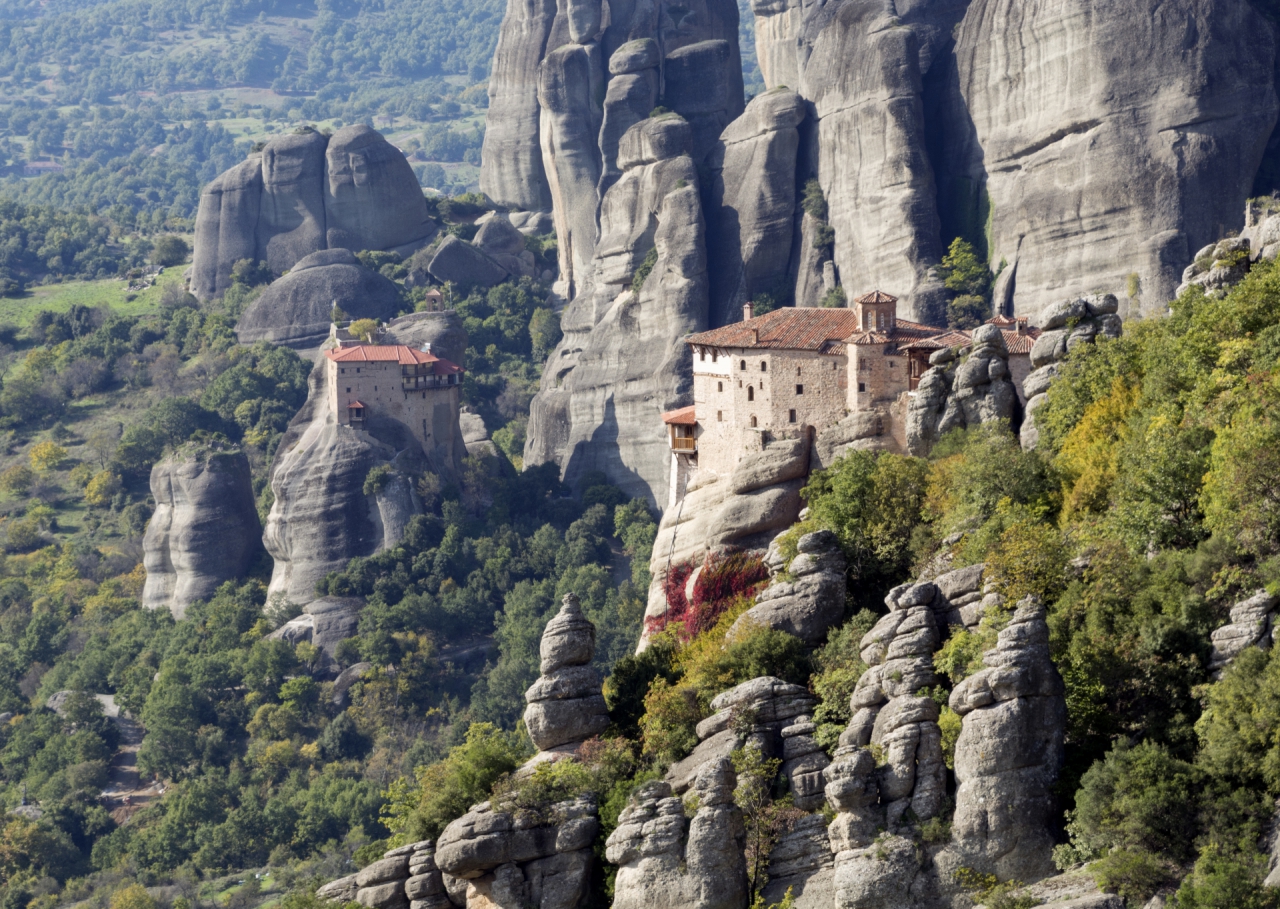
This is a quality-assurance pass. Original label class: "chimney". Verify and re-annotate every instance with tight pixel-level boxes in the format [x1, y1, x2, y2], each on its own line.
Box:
[421, 342, 432, 353]
[750, 328, 759, 344]
[743, 301, 753, 321]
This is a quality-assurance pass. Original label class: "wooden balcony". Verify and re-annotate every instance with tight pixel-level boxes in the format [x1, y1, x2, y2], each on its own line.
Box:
[671, 437, 697, 452]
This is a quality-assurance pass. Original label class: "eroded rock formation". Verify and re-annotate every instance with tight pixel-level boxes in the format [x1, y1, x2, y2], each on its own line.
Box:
[434, 795, 599, 909]
[936, 596, 1066, 886]
[235, 249, 404, 349]
[1209, 589, 1280, 677]
[907, 322, 1019, 456]
[606, 759, 748, 909]
[319, 840, 447, 909]
[142, 443, 262, 619]
[263, 351, 461, 606]
[523, 594, 610, 758]
[940, 0, 1277, 324]
[193, 125, 437, 300]
[1019, 294, 1123, 450]
[729, 528, 846, 645]
[268, 596, 364, 678]
[526, 116, 708, 503]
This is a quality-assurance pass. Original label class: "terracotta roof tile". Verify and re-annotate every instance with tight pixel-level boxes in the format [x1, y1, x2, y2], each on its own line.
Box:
[853, 290, 898, 305]
[325, 343, 464, 374]
[662, 405, 697, 425]
[688, 307, 947, 352]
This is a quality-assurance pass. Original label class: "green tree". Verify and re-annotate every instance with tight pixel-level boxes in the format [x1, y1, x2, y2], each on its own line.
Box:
[150, 236, 189, 268]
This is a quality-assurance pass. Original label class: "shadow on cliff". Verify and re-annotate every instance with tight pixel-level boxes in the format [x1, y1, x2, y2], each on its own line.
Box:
[563, 395, 650, 504]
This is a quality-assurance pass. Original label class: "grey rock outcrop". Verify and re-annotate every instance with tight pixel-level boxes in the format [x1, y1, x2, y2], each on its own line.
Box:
[730, 528, 846, 645]
[523, 594, 610, 754]
[667, 676, 820, 799]
[665, 40, 746, 165]
[907, 323, 1018, 456]
[643, 434, 810, 638]
[936, 596, 1066, 887]
[235, 249, 404, 349]
[193, 126, 436, 300]
[606, 759, 748, 909]
[427, 235, 511, 291]
[706, 88, 805, 328]
[1020, 294, 1122, 450]
[762, 813, 834, 909]
[838, 581, 948, 829]
[1208, 589, 1280, 676]
[598, 40, 660, 198]
[434, 795, 598, 909]
[268, 596, 364, 677]
[526, 116, 708, 505]
[319, 840, 445, 909]
[142, 444, 262, 619]
[940, 0, 1278, 324]
[382, 310, 469, 369]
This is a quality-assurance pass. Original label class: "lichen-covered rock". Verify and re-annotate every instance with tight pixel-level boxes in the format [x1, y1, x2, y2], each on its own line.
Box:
[235, 249, 404, 349]
[607, 760, 747, 909]
[706, 88, 805, 329]
[143, 444, 262, 619]
[524, 594, 610, 753]
[193, 127, 435, 300]
[731, 529, 846, 644]
[1209, 589, 1280, 675]
[937, 596, 1066, 886]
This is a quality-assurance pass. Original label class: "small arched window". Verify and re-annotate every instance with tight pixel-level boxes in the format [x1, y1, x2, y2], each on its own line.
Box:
[796, 366, 802, 376]
[750, 415, 758, 428]
[747, 386, 755, 401]
[760, 361, 767, 372]
[740, 360, 747, 371]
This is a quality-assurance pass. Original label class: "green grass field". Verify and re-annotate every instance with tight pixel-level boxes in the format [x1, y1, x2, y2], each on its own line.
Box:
[0, 267, 187, 326]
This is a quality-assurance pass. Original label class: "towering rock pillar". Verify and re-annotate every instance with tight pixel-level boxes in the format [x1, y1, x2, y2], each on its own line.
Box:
[479, 0, 559, 214]
[523, 593, 610, 759]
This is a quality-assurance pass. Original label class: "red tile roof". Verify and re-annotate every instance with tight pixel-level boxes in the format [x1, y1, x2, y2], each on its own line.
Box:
[898, 330, 974, 352]
[688, 307, 946, 352]
[662, 405, 697, 425]
[325, 344, 463, 374]
[347, 400, 366, 409]
[688, 308, 863, 351]
[1001, 328, 1040, 355]
[853, 290, 898, 305]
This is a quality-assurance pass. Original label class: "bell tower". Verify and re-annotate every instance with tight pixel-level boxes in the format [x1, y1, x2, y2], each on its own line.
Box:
[852, 290, 898, 333]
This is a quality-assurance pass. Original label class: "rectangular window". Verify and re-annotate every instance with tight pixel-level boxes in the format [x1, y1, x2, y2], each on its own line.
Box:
[795, 384, 804, 395]
[346, 387, 351, 393]
[717, 411, 723, 421]
[789, 409, 797, 423]
[858, 382, 866, 393]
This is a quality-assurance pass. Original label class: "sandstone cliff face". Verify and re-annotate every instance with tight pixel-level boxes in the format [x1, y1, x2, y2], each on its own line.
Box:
[799, 0, 947, 323]
[235, 249, 404, 349]
[940, 0, 1278, 324]
[143, 444, 262, 619]
[706, 88, 805, 329]
[193, 125, 437, 300]
[526, 117, 707, 504]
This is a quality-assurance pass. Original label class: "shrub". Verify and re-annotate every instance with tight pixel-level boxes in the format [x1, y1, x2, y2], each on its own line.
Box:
[151, 235, 189, 267]
[631, 246, 658, 294]
[639, 676, 701, 762]
[1090, 848, 1175, 905]
[29, 440, 68, 472]
[348, 318, 380, 342]
[84, 470, 123, 506]
[811, 610, 877, 750]
[1172, 845, 1280, 909]
[0, 464, 33, 495]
